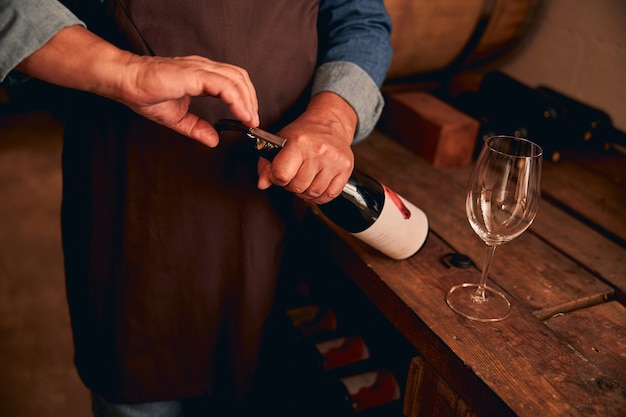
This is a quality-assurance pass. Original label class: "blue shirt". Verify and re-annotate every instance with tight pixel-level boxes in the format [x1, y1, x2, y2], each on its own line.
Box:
[0, 0, 391, 141]
[0, 0, 85, 81]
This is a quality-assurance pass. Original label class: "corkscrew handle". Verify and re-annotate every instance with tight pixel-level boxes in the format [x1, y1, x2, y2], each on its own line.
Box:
[214, 119, 286, 161]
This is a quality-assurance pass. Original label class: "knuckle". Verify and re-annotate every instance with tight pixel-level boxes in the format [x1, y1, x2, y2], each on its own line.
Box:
[288, 184, 304, 194]
[272, 169, 291, 185]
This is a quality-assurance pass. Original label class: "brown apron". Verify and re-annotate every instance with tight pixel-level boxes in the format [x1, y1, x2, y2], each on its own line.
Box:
[61, 0, 320, 403]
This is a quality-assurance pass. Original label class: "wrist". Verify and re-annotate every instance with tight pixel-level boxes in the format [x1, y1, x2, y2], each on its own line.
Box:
[307, 91, 358, 145]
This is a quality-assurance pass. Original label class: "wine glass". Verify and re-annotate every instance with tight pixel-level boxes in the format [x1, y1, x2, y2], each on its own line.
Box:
[446, 135, 543, 322]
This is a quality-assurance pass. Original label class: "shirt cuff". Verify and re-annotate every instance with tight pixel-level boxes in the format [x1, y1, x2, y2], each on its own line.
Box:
[0, 0, 85, 82]
[311, 61, 384, 143]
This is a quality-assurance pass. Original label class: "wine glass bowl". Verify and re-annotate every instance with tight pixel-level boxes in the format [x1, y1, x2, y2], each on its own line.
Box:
[446, 135, 543, 322]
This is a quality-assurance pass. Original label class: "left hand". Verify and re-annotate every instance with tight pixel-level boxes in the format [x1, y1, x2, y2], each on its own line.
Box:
[256, 92, 357, 205]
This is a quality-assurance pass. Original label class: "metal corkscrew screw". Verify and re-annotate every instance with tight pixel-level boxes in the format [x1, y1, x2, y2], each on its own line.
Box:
[214, 119, 286, 159]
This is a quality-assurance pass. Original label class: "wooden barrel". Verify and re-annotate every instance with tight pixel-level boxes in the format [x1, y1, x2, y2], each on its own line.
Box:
[385, 0, 537, 80]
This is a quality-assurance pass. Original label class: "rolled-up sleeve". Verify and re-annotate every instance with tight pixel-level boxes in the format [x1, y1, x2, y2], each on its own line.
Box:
[315, 0, 392, 143]
[312, 61, 386, 143]
[0, 0, 84, 81]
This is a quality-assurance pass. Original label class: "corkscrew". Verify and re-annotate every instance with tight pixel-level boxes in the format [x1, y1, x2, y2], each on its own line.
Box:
[214, 119, 286, 160]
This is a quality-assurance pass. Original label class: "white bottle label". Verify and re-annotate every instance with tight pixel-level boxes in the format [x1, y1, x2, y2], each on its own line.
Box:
[352, 185, 429, 260]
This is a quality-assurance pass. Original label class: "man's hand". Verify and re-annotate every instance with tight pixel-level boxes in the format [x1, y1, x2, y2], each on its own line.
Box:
[256, 91, 357, 205]
[16, 25, 259, 147]
[119, 54, 259, 146]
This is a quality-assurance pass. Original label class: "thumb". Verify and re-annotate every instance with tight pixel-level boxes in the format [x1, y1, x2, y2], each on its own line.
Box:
[170, 113, 220, 147]
[257, 158, 273, 190]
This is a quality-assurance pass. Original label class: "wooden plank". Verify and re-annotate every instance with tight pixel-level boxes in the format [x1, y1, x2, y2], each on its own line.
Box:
[404, 357, 478, 417]
[442, 163, 626, 306]
[531, 200, 626, 307]
[351, 131, 614, 315]
[377, 91, 479, 167]
[318, 218, 626, 417]
[558, 148, 626, 189]
[545, 301, 626, 390]
[315, 130, 626, 415]
[541, 157, 626, 245]
[403, 356, 425, 417]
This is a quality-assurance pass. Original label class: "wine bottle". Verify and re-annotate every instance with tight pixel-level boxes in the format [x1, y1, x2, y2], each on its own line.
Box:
[537, 86, 616, 152]
[215, 119, 429, 260]
[476, 71, 567, 162]
[315, 335, 371, 372]
[286, 304, 339, 340]
[321, 369, 402, 415]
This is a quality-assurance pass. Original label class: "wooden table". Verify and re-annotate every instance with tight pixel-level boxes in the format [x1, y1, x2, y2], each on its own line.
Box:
[313, 129, 626, 417]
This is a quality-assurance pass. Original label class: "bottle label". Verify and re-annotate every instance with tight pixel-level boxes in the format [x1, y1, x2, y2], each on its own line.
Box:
[352, 185, 429, 260]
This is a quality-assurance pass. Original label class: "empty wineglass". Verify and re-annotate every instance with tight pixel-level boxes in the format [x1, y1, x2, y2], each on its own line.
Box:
[446, 135, 543, 322]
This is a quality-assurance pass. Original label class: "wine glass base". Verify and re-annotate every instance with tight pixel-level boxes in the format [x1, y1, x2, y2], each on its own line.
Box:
[446, 283, 511, 322]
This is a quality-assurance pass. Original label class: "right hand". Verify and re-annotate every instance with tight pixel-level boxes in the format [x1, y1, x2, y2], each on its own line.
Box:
[256, 91, 356, 205]
[16, 25, 260, 146]
[118, 54, 259, 146]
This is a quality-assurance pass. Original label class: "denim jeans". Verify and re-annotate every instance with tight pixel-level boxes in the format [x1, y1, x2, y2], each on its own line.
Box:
[91, 392, 255, 417]
[91, 393, 185, 417]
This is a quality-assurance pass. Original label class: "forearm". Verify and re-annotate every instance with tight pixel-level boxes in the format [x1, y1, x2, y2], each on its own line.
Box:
[16, 25, 133, 103]
[12, 20, 260, 146]
[0, 0, 85, 82]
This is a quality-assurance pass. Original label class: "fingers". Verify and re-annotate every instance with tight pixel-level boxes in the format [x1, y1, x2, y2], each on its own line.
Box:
[293, 172, 347, 204]
[257, 136, 353, 205]
[205, 63, 259, 126]
[170, 113, 220, 147]
[256, 158, 273, 190]
[291, 163, 351, 204]
[277, 93, 356, 204]
[124, 55, 260, 145]
[178, 56, 259, 127]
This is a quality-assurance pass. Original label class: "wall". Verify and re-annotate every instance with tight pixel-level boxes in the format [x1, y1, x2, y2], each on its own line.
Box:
[499, 0, 626, 133]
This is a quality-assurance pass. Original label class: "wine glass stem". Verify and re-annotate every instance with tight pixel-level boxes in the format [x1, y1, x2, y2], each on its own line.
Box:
[473, 245, 497, 303]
